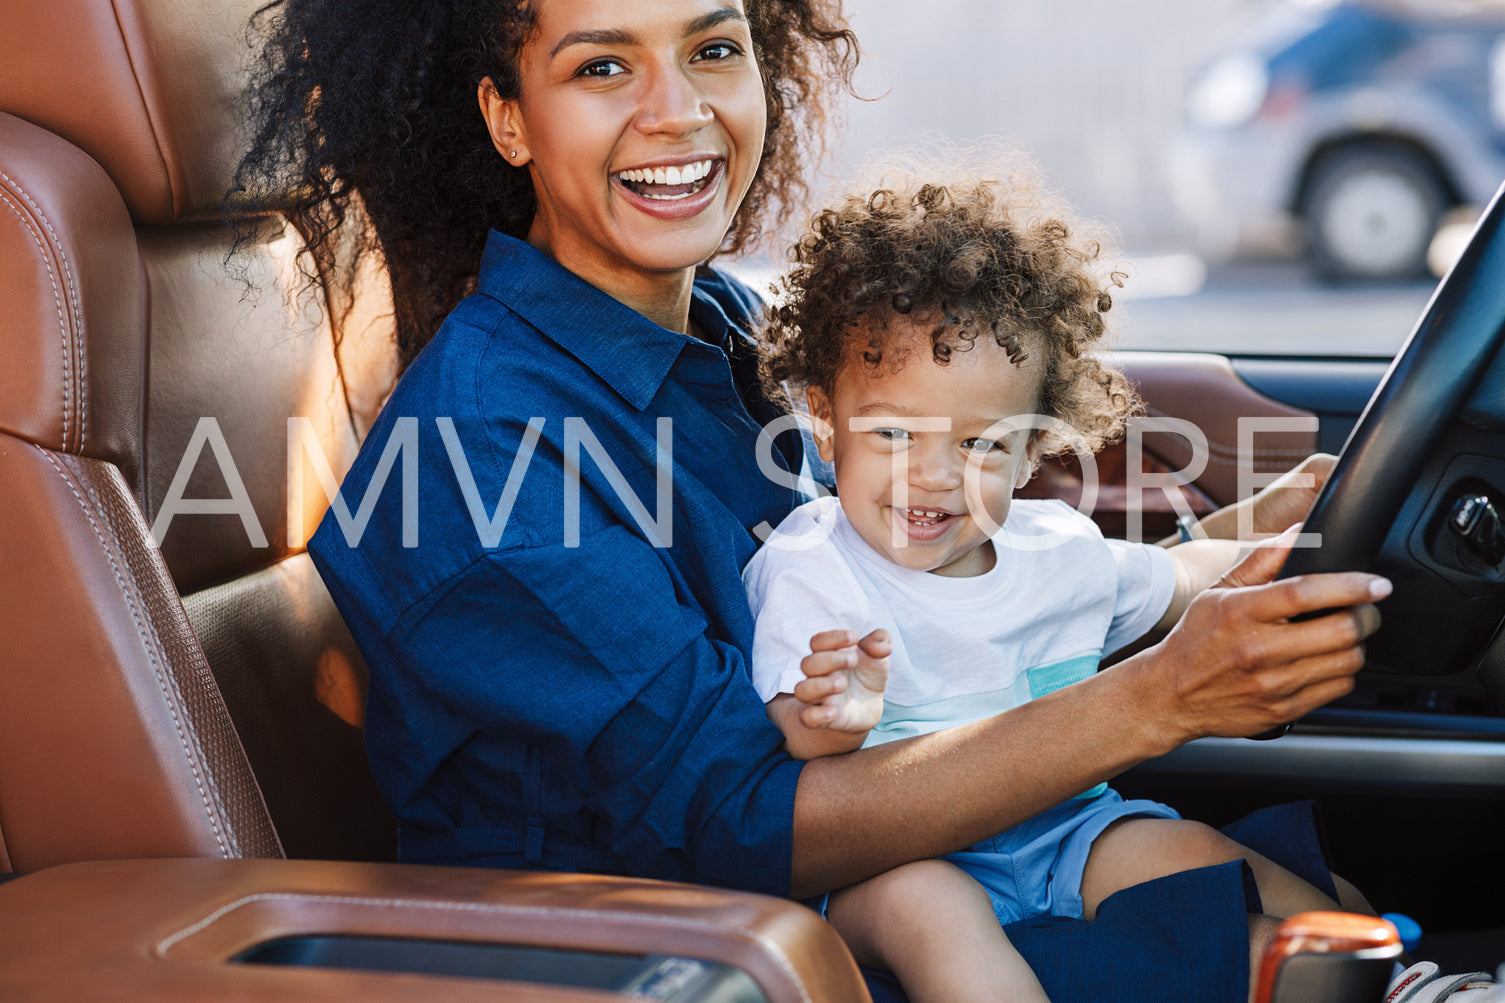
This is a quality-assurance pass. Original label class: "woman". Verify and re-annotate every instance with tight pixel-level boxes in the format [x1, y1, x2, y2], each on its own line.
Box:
[237, 1, 1385, 998]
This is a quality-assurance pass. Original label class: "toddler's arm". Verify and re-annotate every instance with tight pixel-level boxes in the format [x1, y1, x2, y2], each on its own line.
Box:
[767, 628, 891, 760]
[1154, 538, 1242, 630]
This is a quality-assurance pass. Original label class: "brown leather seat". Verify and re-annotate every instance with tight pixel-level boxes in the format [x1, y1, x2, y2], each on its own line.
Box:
[0, 0, 400, 870]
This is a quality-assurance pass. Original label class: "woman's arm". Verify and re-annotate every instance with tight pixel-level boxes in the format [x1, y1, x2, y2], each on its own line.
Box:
[786, 534, 1386, 898]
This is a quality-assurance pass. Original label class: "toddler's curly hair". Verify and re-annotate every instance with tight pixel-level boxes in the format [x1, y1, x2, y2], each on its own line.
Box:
[760, 165, 1140, 459]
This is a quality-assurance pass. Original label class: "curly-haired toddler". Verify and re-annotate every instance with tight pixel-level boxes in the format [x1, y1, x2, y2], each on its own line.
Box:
[743, 168, 1354, 1003]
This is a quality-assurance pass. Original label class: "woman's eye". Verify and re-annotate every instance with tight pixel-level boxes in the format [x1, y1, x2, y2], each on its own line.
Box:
[578, 59, 625, 79]
[875, 427, 912, 443]
[693, 42, 742, 62]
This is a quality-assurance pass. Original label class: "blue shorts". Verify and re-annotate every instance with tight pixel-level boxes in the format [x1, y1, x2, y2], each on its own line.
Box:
[943, 787, 1180, 923]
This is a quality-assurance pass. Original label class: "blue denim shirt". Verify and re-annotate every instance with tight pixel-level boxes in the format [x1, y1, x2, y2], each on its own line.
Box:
[308, 232, 807, 895]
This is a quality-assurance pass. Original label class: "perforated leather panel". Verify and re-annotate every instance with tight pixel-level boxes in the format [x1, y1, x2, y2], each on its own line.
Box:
[0, 440, 282, 869]
[57, 452, 286, 862]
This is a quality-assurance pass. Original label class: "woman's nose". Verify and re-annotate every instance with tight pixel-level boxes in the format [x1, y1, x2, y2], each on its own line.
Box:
[635, 62, 714, 137]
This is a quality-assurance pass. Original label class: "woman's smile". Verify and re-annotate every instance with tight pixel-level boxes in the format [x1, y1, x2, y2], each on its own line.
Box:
[611, 157, 726, 219]
[614, 157, 719, 195]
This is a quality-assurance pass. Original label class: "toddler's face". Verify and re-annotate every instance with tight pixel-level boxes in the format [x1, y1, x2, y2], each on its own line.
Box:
[807, 314, 1044, 578]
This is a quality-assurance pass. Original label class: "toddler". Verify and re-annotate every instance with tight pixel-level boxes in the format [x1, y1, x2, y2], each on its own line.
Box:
[745, 170, 1356, 1003]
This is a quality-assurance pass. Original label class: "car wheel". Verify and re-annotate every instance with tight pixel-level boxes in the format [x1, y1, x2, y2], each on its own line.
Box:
[1303, 145, 1449, 283]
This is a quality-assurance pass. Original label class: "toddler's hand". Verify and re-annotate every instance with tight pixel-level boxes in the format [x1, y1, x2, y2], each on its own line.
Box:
[1244, 454, 1335, 538]
[794, 629, 891, 734]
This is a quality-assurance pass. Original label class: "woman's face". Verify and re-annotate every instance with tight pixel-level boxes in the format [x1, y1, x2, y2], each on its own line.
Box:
[490, 0, 767, 293]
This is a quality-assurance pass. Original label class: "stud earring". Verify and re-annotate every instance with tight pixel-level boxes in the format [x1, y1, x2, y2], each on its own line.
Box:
[509, 150, 518, 159]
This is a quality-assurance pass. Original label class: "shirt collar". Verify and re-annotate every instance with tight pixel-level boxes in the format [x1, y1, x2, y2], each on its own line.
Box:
[476, 231, 750, 411]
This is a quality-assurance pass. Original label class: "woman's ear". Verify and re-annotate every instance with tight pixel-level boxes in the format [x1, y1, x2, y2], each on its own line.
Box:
[805, 386, 836, 464]
[478, 77, 532, 166]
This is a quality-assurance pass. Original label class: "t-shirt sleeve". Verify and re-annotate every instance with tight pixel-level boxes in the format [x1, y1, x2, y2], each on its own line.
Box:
[1103, 538, 1178, 654]
[743, 537, 876, 703]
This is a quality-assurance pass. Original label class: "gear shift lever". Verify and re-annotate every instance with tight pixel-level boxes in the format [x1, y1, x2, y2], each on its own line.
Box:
[1255, 912, 1403, 1003]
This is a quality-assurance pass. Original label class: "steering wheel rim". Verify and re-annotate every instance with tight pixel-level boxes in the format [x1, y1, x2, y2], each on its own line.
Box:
[1279, 180, 1505, 583]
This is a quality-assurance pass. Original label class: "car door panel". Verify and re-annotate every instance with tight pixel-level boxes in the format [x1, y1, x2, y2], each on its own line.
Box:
[1021, 351, 1328, 541]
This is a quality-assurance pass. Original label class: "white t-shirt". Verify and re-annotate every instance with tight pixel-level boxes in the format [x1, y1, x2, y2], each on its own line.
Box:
[743, 495, 1176, 747]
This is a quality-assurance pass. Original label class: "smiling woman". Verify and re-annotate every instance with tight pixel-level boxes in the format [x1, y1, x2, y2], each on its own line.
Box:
[232, 1, 1398, 1002]
[473, 0, 767, 326]
[236, 0, 853, 365]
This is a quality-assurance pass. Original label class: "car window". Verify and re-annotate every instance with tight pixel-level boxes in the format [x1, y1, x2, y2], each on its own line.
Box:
[734, 0, 1504, 360]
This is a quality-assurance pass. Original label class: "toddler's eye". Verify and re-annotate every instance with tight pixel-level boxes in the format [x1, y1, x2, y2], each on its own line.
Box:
[578, 58, 625, 78]
[875, 427, 912, 443]
[963, 437, 1005, 455]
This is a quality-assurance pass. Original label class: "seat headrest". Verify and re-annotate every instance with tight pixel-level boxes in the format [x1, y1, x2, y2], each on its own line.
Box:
[0, 113, 145, 484]
[0, 0, 261, 225]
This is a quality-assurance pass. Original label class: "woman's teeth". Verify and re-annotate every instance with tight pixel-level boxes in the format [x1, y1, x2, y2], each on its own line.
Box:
[615, 160, 715, 199]
[618, 160, 713, 185]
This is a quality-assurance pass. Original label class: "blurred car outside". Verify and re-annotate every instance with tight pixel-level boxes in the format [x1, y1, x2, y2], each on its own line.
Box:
[1170, 0, 1505, 282]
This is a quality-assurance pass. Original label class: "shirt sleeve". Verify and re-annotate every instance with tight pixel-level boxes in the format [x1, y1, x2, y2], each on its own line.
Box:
[387, 524, 804, 897]
[742, 535, 877, 702]
[1103, 538, 1178, 654]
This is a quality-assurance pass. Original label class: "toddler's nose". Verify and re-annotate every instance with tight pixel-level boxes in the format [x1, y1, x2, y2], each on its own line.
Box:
[908, 447, 962, 493]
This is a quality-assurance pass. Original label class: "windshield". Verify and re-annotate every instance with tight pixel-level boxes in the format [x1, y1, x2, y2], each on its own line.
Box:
[734, 0, 1505, 360]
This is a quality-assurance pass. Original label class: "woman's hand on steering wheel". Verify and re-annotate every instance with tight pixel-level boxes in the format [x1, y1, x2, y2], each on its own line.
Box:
[1140, 526, 1390, 743]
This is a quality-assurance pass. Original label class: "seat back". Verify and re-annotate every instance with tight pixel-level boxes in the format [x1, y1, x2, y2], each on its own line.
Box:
[0, 0, 400, 870]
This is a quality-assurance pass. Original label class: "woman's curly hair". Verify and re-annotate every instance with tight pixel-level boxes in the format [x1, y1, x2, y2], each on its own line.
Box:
[233, 0, 858, 369]
[761, 163, 1139, 459]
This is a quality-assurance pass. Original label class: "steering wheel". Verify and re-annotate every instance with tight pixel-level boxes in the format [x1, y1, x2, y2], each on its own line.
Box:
[1277, 180, 1505, 708]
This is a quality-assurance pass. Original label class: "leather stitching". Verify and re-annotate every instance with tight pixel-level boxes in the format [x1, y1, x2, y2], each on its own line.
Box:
[35, 447, 231, 858]
[0, 185, 69, 451]
[154, 891, 812, 1002]
[0, 170, 84, 452]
